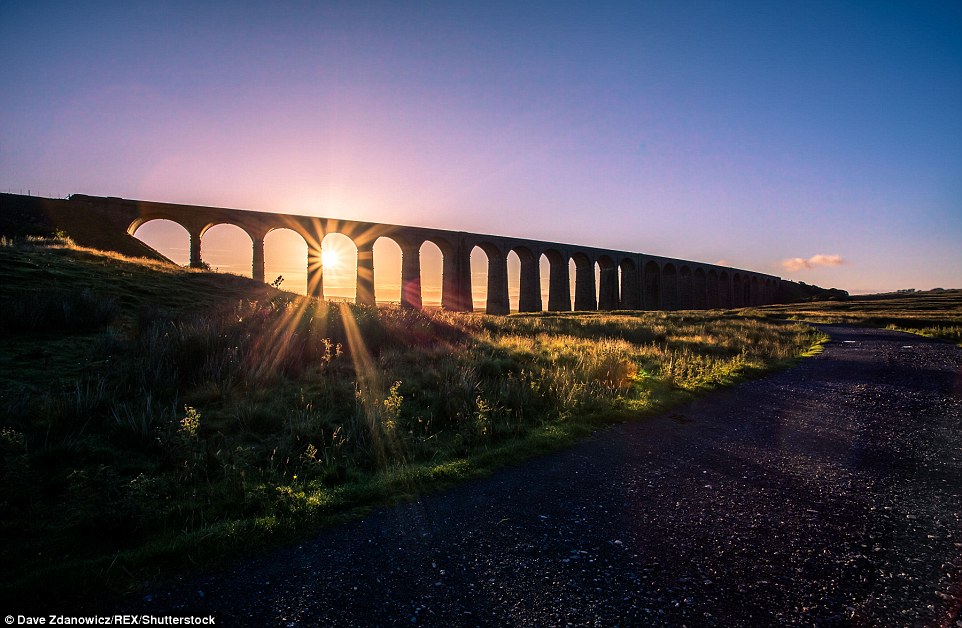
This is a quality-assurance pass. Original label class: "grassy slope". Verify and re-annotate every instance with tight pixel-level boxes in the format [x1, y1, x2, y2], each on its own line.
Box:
[1, 239, 825, 608]
[747, 290, 962, 345]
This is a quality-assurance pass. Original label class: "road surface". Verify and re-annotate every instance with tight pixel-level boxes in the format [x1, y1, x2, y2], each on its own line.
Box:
[124, 325, 962, 626]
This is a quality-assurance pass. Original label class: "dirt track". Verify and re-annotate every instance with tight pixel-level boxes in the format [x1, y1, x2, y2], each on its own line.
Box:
[123, 325, 962, 626]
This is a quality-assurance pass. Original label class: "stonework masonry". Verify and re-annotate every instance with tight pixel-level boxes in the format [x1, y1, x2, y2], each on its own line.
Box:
[27, 194, 787, 312]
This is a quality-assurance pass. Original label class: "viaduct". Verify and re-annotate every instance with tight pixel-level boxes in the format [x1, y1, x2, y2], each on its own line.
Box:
[17, 193, 785, 314]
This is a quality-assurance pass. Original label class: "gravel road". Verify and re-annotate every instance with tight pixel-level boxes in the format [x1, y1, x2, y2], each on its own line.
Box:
[124, 325, 962, 626]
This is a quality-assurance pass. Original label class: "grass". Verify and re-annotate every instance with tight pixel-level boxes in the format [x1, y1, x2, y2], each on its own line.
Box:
[743, 289, 962, 346]
[0, 237, 826, 608]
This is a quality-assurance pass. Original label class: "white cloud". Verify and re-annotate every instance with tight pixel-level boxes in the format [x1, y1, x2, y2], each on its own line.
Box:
[781, 254, 847, 272]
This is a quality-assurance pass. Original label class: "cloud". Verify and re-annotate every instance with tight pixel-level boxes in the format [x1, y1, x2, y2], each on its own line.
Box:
[781, 254, 847, 272]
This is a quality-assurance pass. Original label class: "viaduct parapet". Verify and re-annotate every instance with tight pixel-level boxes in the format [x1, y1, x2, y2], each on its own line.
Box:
[15, 193, 786, 313]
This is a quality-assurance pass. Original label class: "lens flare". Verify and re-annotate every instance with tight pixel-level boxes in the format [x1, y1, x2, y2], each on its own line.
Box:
[322, 249, 340, 268]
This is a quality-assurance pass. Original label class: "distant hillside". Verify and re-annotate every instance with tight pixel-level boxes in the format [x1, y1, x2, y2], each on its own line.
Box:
[777, 279, 849, 303]
[0, 193, 170, 262]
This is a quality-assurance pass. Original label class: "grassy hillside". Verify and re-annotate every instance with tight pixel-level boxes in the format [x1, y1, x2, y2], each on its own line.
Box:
[1, 237, 825, 608]
[747, 290, 962, 345]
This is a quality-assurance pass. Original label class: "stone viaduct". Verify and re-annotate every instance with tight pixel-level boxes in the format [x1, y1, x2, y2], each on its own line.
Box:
[65, 194, 781, 314]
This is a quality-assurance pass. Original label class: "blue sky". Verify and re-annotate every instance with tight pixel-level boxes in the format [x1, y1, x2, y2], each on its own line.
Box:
[2, 0, 960, 293]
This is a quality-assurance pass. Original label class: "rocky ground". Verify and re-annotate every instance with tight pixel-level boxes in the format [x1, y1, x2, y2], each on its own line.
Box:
[120, 325, 962, 626]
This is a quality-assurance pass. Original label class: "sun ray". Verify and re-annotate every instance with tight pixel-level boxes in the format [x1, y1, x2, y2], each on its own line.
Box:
[322, 248, 339, 268]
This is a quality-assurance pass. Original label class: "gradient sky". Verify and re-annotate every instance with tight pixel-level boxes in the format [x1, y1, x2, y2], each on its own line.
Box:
[2, 0, 960, 295]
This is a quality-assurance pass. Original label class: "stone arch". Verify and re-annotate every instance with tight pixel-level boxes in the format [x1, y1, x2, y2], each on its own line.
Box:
[732, 273, 743, 308]
[644, 261, 660, 310]
[264, 226, 309, 295]
[510, 245, 541, 312]
[373, 235, 403, 305]
[693, 268, 707, 309]
[414, 236, 460, 311]
[597, 255, 618, 310]
[707, 269, 719, 308]
[678, 266, 693, 310]
[662, 264, 678, 310]
[749, 276, 759, 306]
[129, 217, 191, 266]
[541, 249, 571, 311]
[619, 258, 640, 310]
[127, 213, 190, 237]
[571, 252, 596, 311]
[197, 220, 255, 241]
[471, 241, 508, 315]
[321, 232, 358, 302]
[200, 223, 253, 277]
[719, 271, 731, 308]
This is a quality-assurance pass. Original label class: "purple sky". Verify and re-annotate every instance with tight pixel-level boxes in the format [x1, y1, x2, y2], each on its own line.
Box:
[3, 0, 960, 295]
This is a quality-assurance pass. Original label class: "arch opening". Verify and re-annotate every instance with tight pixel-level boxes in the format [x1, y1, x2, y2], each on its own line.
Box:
[131, 218, 190, 267]
[470, 246, 489, 312]
[572, 252, 595, 311]
[470, 242, 507, 315]
[201, 223, 253, 278]
[321, 233, 358, 302]
[419, 240, 444, 309]
[507, 250, 521, 313]
[373, 237, 402, 305]
[539, 253, 552, 311]
[264, 227, 308, 295]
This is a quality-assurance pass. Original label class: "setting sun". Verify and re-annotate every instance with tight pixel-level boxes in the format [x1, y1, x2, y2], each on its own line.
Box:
[322, 248, 340, 268]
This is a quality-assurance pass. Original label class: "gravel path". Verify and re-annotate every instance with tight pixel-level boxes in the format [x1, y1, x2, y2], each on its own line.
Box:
[125, 325, 962, 626]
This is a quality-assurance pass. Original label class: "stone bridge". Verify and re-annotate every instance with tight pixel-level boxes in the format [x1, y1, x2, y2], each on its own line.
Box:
[66, 194, 781, 314]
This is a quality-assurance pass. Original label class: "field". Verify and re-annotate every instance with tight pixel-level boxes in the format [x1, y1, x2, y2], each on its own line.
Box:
[747, 290, 962, 345]
[0, 237, 829, 606]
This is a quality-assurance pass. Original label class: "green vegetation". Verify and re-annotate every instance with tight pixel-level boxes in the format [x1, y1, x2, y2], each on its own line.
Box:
[1, 237, 823, 606]
[747, 289, 962, 346]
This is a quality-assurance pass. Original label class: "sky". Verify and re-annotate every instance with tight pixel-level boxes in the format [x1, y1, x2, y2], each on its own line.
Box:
[2, 0, 961, 298]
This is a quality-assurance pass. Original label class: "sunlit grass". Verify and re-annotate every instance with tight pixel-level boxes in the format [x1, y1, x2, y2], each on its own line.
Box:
[0, 238, 825, 607]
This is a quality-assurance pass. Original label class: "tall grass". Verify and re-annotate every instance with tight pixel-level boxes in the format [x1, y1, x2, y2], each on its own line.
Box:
[0, 239, 823, 606]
